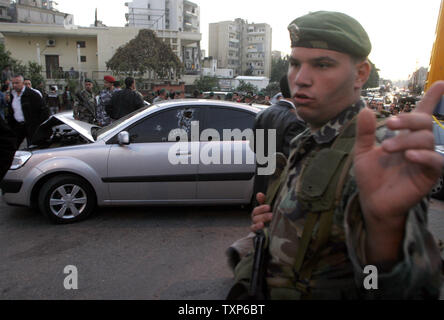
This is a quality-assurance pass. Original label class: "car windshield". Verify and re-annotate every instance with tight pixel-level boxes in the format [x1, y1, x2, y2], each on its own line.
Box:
[92, 105, 153, 140]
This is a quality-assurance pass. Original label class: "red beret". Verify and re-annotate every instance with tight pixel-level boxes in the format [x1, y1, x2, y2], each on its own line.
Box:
[104, 75, 116, 83]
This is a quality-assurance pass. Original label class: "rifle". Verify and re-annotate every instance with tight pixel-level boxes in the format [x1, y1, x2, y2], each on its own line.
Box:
[248, 153, 288, 299]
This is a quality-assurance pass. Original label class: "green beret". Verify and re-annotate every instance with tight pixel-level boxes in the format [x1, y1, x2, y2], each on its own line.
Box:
[84, 78, 93, 83]
[288, 11, 371, 58]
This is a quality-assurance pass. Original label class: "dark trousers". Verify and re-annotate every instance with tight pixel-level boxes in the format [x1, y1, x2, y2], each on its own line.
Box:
[10, 122, 30, 148]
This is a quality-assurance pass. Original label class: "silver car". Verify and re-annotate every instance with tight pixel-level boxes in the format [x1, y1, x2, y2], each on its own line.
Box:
[1, 100, 264, 224]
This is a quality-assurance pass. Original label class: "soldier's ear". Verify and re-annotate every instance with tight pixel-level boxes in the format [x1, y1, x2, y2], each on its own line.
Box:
[354, 59, 371, 89]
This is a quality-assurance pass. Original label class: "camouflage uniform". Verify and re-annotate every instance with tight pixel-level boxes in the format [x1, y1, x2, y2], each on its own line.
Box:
[73, 89, 96, 124]
[96, 88, 114, 127]
[265, 100, 443, 299]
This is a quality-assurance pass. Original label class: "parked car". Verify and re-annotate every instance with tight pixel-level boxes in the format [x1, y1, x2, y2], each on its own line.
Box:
[432, 120, 444, 200]
[1, 100, 262, 224]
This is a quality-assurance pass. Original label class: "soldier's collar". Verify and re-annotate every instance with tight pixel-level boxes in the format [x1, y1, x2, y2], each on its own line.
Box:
[312, 99, 366, 144]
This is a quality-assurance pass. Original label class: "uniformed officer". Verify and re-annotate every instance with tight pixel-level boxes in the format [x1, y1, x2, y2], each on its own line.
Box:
[73, 79, 96, 124]
[96, 75, 116, 127]
[231, 11, 444, 300]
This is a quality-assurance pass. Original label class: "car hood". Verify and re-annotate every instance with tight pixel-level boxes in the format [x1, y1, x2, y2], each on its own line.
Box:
[32, 114, 99, 145]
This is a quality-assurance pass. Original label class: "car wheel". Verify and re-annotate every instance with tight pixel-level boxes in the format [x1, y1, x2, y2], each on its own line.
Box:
[431, 175, 444, 200]
[38, 174, 96, 224]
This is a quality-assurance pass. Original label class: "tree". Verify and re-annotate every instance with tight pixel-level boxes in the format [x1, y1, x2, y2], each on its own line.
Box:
[193, 76, 219, 92]
[106, 29, 183, 79]
[263, 82, 280, 97]
[236, 80, 258, 94]
[270, 55, 289, 83]
[27, 62, 45, 88]
[364, 60, 380, 89]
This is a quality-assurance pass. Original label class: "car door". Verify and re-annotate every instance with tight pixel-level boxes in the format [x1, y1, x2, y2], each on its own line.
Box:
[197, 106, 256, 202]
[106, 106, 201, 204]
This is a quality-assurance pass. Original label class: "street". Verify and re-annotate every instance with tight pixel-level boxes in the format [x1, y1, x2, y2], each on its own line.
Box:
[0, 195, 443, 300]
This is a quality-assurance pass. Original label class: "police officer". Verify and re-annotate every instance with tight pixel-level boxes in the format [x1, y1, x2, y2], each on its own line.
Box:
[73, 79, 96, 124]
[231, 11, 444, 300]
[97, 75, 116, 127]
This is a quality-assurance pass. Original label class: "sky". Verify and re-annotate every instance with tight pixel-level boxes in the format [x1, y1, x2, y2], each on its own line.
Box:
[56, 0, 442, 81]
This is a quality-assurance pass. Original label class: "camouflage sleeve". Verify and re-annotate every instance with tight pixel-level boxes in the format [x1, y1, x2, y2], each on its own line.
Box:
[344, 192, 442, 299]
[343, 125, 443, 299]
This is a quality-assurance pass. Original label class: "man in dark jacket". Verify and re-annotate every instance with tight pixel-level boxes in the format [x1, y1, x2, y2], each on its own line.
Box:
[109, 77, 145, 120]
[0, 116, 17, 181]
[7, 75, 49, 147]
[252, 75, 306, 194]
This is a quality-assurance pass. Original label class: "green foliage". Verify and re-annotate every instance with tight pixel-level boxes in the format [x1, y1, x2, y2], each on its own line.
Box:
[363, 60, 380, 89]
[27, 62, 45, 87]
[193, 76, 219, 92]
[106, 29, 183, 79]
[236, 80, 258, 94]
[271, 55, 289, 83]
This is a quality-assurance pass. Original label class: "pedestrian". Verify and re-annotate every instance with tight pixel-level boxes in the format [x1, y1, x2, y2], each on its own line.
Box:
[62, 86, 74, 111]
[0, 116, 17, 181]
[109, 77, 145, 120]
[6, 75, 49, 147]
[96, 75, 116, 127]
[227, 75, 307, 269]
[1, 65, 12, 85]
[46, 86, 61, 115]
[153, 88, 167, 103]
[229, 11, 444, 300]
[113, 80, 122, 92]
[23, 78, 43, 98]
[0, 84, 9, 120]
[73, 79, 96, 124]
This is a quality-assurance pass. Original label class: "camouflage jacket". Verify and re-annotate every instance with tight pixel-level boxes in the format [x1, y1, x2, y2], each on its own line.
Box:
[73, 89, 96, 124]
[96, 88, 115, 127]
[266, 100, 443, 299]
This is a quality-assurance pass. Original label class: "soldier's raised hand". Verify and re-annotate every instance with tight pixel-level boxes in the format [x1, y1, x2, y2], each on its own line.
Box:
[354, 81, 444, 264]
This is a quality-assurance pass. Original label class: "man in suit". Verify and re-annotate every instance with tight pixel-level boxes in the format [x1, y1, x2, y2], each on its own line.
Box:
[6, 75, 49, 147]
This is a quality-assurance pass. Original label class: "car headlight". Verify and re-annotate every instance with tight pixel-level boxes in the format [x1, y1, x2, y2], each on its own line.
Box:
[10, 151, 32, 170]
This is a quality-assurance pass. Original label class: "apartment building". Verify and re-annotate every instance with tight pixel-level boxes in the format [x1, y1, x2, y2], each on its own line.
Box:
[125, 0, 201, 75]
[209, 19, 272, 78]
[7, 0, 73, 25]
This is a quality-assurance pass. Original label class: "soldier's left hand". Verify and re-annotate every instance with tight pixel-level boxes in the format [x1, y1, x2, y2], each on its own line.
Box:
[354, 81, 444, 223]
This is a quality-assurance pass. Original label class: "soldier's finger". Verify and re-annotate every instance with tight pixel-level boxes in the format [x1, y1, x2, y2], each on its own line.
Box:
[251, 222, 265, 233]
[256, 192, 266, 205]
[251, 204, 271, 218]
[355, 108, 376, 157]
[381, 130, 435, 153]
[252, 212, 273, 225]
[405, 149, 444, 173]
[414, 81, 444, 115]
[386, 113, 433, 132]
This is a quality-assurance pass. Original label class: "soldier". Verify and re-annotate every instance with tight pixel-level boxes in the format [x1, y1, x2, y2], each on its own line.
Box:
[97, 75, 115, 127]
[73, 79, 96, 124]
[229, 11, 444, 300]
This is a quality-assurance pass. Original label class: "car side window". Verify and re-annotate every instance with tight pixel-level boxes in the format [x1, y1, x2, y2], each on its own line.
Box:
[128, 107, 200, 143]
[203, 107, 255, 141]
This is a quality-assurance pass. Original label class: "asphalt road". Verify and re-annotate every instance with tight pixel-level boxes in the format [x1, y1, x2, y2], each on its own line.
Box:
[0, 196, 443, 300]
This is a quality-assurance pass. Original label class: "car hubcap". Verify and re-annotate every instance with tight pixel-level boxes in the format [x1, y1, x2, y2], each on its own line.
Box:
[49, 184, 87, 219]
[432, 177, 444, 195]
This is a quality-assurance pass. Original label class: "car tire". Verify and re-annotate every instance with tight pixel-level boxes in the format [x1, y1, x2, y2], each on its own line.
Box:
[38, 174, 96, 224]
[431, 175, 444, 200]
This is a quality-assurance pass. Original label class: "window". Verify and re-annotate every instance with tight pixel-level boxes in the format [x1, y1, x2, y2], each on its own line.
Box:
[80, 56, 87, 62]
[128, 108, 201, 143]
[204, 108, 255, 141]
[76, 41, 86, 48]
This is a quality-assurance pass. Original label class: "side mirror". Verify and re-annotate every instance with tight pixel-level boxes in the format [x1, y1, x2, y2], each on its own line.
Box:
[117, 131, 130, 145]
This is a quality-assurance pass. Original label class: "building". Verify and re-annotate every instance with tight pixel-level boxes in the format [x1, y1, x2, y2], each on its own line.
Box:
[125, 0, 201, 76]
[209, 19, 272, 78]
[0, 0, 12, 22]
[202, 56, 233, 78]
[7, 0, 73, 25]
[126, 0, 199, 32]
[0, 22, 201, 88]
